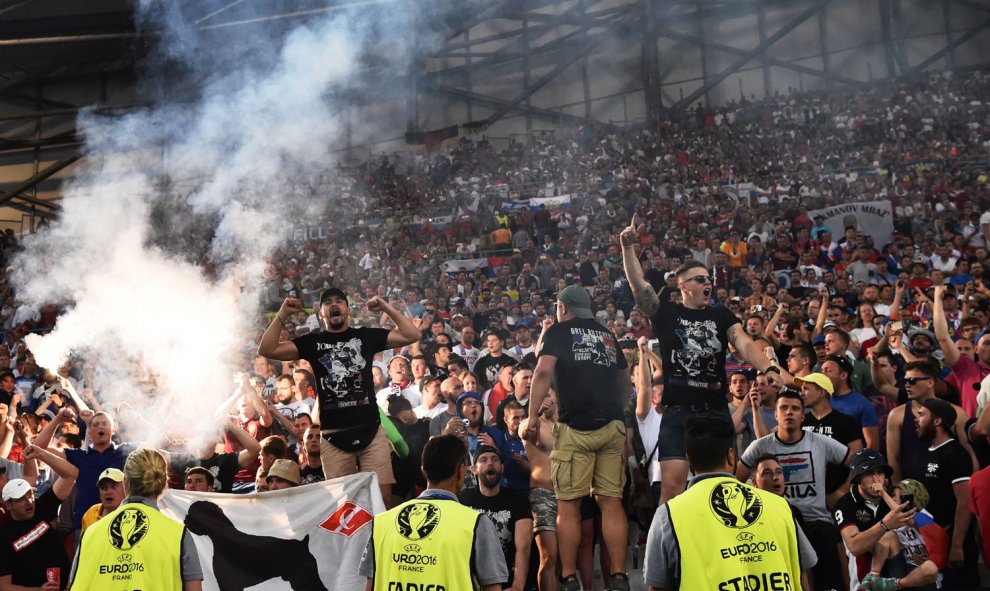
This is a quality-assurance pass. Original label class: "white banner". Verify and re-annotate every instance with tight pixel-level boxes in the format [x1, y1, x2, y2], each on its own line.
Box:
[808, 200, 894, 246]
[159, 472, 385, 591]
[442, 258, 489, 273]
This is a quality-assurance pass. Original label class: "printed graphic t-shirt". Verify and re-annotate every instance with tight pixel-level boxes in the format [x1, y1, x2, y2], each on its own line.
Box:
[293, 327, 389, 429]
[540, 317, 627, 430]
[651, 301, 740, 407]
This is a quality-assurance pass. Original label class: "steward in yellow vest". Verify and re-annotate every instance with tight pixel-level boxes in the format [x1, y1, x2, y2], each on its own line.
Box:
[69, 448, 204, 591]
[359, 435, 508, 591]
[73, 499, 185, 590]
[644, 416, 803, 591]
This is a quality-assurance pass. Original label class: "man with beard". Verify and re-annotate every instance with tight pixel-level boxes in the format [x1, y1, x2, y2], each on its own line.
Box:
[258, 288, 420, 506]
[429, 376, 464, 437]
[453, 326, 482, 371]
[509, 325, 535, 358]
[915, 398, 978, 588]
[461, 447, 532, 591]
[885, 360, 973, 483]
[270, 373, 311, 453]
[298, 424, 324, 485]
[520, 391, 557, 591]
[622, 216, 794, 506]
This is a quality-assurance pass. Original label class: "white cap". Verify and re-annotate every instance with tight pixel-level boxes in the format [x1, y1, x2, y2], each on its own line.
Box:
[2, 478, 33, 501]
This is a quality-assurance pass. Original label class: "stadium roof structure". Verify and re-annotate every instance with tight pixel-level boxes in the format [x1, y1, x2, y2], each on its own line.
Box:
[0, 0, 985, 229]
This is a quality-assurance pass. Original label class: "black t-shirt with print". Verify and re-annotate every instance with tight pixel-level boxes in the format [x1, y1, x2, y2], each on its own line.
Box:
[651, 301, 740, 407]
[921, 439, 972, 527]
[540, 317, 628, 430]
[473, 353, 517, 392]
[293, 327, 389, 429]
[803, 410, 864, 493]
[299, 464, 325, 485]
[0, 488, 69, 589]
[460, 486, 530, 588]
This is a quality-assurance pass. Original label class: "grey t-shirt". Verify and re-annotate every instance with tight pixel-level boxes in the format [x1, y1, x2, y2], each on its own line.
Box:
[740, 431, 848, 522]
[358, 491, 508, 587]
[644, 473, 818, 589]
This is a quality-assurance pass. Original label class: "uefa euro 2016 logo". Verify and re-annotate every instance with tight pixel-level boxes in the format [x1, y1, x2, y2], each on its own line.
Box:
[709, 482, 763, 528]
[396, 502, 441, 540]
[108, 508, 150, 550]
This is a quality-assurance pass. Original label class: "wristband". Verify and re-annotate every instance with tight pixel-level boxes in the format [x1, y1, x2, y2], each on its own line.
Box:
[879, 521, 890, 532]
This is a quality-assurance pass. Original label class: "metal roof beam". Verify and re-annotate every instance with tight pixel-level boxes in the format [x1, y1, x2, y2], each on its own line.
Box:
[673, 0, 833, 109]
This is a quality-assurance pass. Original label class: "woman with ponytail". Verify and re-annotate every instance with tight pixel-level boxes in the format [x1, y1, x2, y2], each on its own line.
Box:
[68, 448, 204, 590]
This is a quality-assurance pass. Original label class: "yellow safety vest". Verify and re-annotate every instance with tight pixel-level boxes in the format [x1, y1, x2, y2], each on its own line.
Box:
[667, 475, 802, 591]
[372, 497, 480, 591]
[72, 501, 185, 591]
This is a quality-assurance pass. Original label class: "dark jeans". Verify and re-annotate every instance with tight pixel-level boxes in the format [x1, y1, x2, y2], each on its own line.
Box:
[803, 519, 844, 591]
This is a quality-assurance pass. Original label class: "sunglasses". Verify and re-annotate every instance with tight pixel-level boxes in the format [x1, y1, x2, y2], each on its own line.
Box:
[904, 376, 933, 386]
[682, 275, 712, 285]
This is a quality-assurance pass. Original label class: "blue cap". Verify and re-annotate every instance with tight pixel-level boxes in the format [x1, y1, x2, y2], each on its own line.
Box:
[811, 335, 826, 346]
[455, 391, 483, 417]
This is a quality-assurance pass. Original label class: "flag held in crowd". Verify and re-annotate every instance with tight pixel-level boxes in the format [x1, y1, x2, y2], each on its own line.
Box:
[160, 472, 385, 591]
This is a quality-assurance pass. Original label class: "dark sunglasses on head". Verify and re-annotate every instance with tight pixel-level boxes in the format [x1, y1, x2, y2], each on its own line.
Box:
[682, 275, 712, 285]
[904, 376, 933, 385]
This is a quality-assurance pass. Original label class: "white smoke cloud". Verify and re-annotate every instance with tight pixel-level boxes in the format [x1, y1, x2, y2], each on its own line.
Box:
[12, 3, 411, 442]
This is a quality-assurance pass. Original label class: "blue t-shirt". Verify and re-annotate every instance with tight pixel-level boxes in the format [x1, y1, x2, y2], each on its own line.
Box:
[65, 442, 137, 529]
[499, 434, 530, 497]
[829, 391, 879, 428]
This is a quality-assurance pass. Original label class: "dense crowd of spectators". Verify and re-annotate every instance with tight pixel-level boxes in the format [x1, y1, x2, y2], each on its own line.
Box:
[1, 69, 990, 589]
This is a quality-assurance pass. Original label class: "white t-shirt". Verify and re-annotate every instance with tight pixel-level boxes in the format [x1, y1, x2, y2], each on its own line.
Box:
[637, 408, 663, 484]
[376, 383, 421, 410]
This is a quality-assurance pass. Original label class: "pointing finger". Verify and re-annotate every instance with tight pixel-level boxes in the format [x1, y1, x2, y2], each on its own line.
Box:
[630, 213, 638, 229]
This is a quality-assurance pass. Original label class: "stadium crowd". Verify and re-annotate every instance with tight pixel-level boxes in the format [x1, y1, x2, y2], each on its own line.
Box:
[0, 69, 990, 589]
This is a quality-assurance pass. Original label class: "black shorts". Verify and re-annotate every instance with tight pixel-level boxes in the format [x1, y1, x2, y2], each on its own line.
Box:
[657, 405, 731, 461]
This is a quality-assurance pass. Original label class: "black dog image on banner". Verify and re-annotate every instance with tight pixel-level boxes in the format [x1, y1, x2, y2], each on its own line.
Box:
[184, 500, 329, 591]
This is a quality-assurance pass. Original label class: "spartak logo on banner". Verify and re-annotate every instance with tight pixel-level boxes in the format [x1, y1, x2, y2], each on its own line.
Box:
[320, 501, 373, 537]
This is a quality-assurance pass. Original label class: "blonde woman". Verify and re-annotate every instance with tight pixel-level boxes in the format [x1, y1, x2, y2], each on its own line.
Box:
[69, 448, 203, 590]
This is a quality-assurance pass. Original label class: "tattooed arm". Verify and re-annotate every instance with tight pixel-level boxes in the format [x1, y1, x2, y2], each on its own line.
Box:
[620, 214, 660, 317]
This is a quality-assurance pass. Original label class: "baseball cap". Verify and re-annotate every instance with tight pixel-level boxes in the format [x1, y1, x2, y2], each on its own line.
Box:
[557, 285, 593, 319]
[319, 287, 349, 305]
[811, 335, 826, 346]
[266, 459, 301, 486]
[474, 445, 502, 463]
[922, 398, 956, 428]
[98, 468, 125, 485]
[185, 466, 215, 486]
[421, 374, 443, 389]
[2, 478, 34, 501]
[794, 372, 834, 396]
[848, 449, 892, 483]
[455, 390, 483, 416]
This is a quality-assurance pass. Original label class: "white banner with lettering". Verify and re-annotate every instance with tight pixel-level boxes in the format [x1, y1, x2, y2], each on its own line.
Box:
[159, 472, 385, 591]
[808, 200, 894, 246]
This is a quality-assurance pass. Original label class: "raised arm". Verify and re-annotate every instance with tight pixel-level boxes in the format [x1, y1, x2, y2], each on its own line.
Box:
[933, 285, 960, 367]
[58, 376, 91, 414]
[620, 214, 659, 317]
[727, 324, 794, 384]
[258, 298, 302, 361]
[33, 407, 74, 457]
[225, 420, 263, 468]
[635, 338, 653, 422]
[812, 288, 828, 338]
[889, 280, 905, 320]
[368, 296, 421, 348]
[23, 443, 78, 500]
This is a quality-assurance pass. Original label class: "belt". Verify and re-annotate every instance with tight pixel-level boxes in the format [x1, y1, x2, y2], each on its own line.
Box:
[667, 377, 723, 391]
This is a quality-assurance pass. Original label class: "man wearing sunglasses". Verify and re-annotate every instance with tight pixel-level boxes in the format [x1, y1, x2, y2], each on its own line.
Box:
[884, 360, 974, 483]
[621, 215, 794, 506]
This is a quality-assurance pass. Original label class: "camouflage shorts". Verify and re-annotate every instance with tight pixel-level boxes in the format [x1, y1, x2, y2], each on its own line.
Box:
[529, 487, 557, 533]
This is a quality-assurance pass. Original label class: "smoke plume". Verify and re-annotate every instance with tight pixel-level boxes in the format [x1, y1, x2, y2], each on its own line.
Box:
[11, 1, 411, 442]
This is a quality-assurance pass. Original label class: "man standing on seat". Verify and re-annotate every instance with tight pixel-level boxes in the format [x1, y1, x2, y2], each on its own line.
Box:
[525, 285, 630, 591]
[621, 214, 793, 505]
[258, 288, 420, 505]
